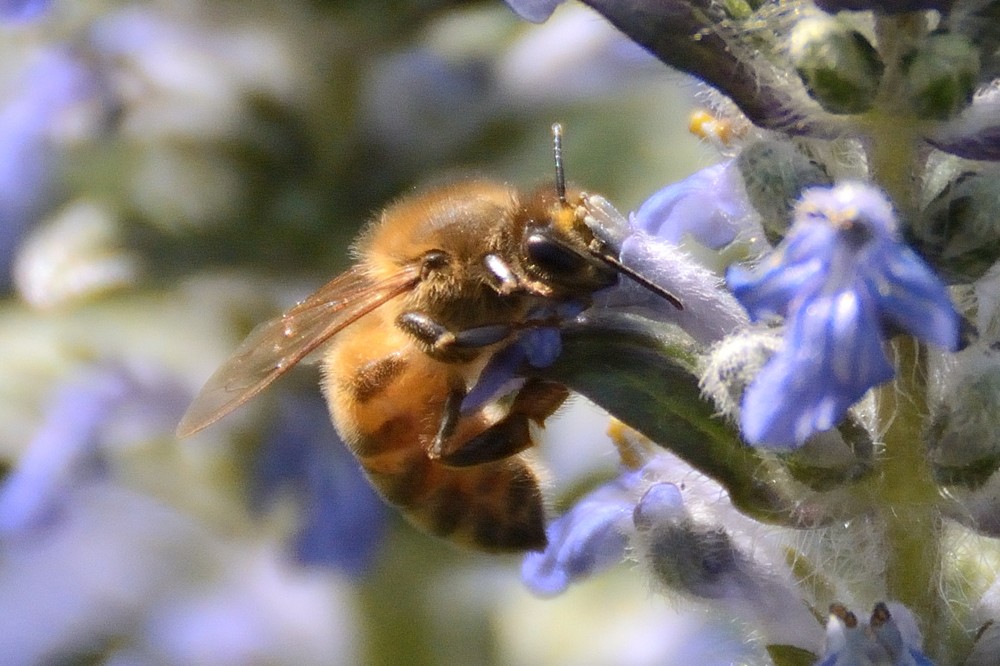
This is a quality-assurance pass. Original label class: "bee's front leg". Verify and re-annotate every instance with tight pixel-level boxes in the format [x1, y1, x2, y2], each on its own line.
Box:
[396, 311, 513, 353]
[428, 379, 569, 467]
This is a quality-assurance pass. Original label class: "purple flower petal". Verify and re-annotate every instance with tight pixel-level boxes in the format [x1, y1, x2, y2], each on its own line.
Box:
[0, 0, 50, 22]
[740, 289, 894, 447]
[875, 247, 960, 350]
[0, 364, 187, 536]
[729, 183, 958, 447]
[925, 91, 1000, 161]
[0, 50, 99, 287]
[254, 394, 387, 577]
[503, 0, 563, 23]
[632, 161, 752, 249]
[521, 470, 641, 596]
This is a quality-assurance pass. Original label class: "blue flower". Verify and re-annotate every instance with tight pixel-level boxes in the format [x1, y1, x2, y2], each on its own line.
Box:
[0, 363, 187, 536]
[631, 160, 754, 250]
[503, 0, 563, 23]
[0, 49, 98, 289]
[521, 467, 643, 596]
[253, 392, 387, 578]
[816, 602, 937, 666]
[0, 0, 50, 22]
[728, 183, 959, 448]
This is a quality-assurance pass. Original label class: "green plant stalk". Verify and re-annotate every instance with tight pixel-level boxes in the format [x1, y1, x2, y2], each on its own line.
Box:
[870, 337, 945, 654]
[863, 14, 953, 657]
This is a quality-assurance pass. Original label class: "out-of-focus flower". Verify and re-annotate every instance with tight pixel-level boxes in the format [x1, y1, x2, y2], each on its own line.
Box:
[13, 199, 138, 308]
[503, 0, 563, 23]
[0, 363, 187, 535]
[253, 393, 387, 578]
[360, 48, 494, 162]
[0, 49, 101, 289]
[521, 466, 641, 596]
[0, 0, 50, 22]
[496, 3, 661, 103]
[728, 183, 960, 447]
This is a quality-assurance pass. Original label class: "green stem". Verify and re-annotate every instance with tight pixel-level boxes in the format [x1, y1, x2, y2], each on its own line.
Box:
[863, 14, 949, 652]
[870, 338, 944, 652]
[864, 13, 929, 218]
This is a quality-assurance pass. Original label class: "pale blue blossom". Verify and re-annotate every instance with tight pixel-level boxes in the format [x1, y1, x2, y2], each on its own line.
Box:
[253, 394, 388, 577]
[0, 0, 50, 22]
[631, 160, 753, 250]
[521, 467, 641, 596]
[0, 49, 99, 289]
[728, 183, 960, 447]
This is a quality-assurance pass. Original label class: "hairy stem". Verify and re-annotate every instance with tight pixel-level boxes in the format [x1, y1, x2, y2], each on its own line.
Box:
[871, 337, 944, 655]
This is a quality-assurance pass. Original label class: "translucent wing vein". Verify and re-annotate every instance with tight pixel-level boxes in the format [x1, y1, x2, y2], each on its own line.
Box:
[176, 264, 420, 437]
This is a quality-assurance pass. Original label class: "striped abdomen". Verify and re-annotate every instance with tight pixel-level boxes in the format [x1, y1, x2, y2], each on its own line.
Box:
[321, 316, 547, 552]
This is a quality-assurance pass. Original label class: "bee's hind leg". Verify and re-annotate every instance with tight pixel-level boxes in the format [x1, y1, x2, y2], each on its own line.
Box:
[428, 379, 569, 467]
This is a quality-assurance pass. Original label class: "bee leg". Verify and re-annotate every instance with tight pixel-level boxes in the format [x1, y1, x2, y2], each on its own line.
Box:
[396, 311, 512, 351]
[430, 379, 570, 467]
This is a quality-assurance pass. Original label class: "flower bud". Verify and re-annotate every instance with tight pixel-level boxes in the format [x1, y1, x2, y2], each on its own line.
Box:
[926, 357, 1000, 488]
[912, 169, 1000, 283]
[633, 483, 750, 600]
[902, 32, 980, 121]
[719, 0, 763, 20]
[789, 16, 884, 114]
[700, 328, 784, 425]
[736, 140, 832, 243]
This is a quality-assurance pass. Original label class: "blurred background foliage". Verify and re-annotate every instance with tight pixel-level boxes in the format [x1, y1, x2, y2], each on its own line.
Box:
[0, 0, 727, 663]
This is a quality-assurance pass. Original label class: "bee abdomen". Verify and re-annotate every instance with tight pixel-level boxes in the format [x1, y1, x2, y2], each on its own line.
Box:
[363, 451, 547, 552]
[349, 353, 408, 403]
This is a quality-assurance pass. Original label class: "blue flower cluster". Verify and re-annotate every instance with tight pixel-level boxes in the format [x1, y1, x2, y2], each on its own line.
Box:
[504, 1, 1000, 664]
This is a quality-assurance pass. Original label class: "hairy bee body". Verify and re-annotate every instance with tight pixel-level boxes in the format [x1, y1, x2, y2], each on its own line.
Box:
[321, 182, 581, 550]
[323, 309, 548, 550]
[177, 156, 678, 552]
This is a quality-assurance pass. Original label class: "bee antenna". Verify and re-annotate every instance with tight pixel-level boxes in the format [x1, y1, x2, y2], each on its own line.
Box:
[551, 122, 567, 206]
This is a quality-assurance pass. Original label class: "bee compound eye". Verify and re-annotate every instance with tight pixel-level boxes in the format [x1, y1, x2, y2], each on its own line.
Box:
[524, 232, 588, 275]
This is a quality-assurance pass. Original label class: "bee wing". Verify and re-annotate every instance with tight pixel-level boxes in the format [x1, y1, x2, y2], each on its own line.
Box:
[176, 264, 421, 437]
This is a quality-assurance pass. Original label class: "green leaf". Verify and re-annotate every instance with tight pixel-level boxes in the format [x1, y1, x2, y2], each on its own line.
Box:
[532, 312, 829, 527]
[767, 643, 818, 666]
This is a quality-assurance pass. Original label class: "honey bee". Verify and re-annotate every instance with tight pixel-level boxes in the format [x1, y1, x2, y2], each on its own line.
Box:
[177, 125, 681, 552]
